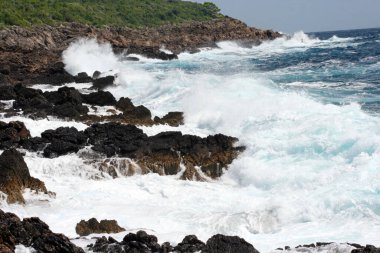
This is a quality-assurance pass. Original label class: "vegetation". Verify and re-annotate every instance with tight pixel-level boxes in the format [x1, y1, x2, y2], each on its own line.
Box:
[0, 0, 223, 29]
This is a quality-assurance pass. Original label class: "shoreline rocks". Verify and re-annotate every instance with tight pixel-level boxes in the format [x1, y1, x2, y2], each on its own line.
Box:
[0, 84, 184, 127]
[19, 122, 243, 180]
[0, 149, 50, 204]
[0, 18, 281, 85]
[76, 218, 125, 237]
[0, 209, 84, 253]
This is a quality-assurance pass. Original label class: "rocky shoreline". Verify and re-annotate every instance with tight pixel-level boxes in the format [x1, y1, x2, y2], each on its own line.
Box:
[0, 18, 378, 253]
[1, 208, 379, 253]
[0, 17, 280, 85]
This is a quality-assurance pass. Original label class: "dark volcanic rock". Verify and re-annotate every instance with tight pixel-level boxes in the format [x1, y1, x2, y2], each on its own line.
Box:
[30, 62, 75, 85]
[0, 149, 49, 203]
[0, 121, 30, 149]
[0, 86, 17, 100]
[76, 218, 125, 236]
[92, 76, 115, 90]
[174, 235, 205, 253]
[82, 91, 117, 106]
[89, 232, 261, 253]
[0, 209, 84, 253]
[75, 72, 93, 83]
[203, 234, 260, 253]
[352, 245, 380, 253]
[93, 71, 102, 79]
[13, 122, 242, 180]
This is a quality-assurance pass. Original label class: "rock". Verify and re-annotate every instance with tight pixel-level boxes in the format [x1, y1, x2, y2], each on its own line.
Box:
[74, 72, 93, 83]
[352, 245, 380, 253]
[174, 235, 205, 253]
[53, 102, 89, 118]
[44, 86, 83, 105]
[203, 234, 260, 253]
[30, 62, 75, 85]
[75, 218, 125, 236]
[14, 122, 243, 180]
[82, 91, 117, 106]
[0, 209, 84, 253]
[92, 71, 101, 79]
[1, 18, 280, 84]
[116, 97, 135, 112]
[0, 149, 49, 203]
[0, 121, 30, 149]
[0, 86, 17, 100]
[125, 56, 139, 61]
[123, 105, 152, 121]
[154, 112, 184, 127]
[92, 76, 115, 90]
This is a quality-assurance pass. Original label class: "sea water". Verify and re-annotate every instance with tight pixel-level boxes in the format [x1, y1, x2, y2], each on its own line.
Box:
[2, 28, 380, 252]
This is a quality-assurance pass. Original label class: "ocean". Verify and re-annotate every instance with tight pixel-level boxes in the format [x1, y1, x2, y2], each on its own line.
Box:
[2, 28, 380, 252]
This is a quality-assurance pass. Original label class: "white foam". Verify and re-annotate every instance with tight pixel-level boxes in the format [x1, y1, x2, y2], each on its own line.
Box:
[3, 35, 380, 252]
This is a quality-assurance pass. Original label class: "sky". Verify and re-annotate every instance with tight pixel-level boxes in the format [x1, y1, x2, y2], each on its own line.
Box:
[192, 0, 380, 33]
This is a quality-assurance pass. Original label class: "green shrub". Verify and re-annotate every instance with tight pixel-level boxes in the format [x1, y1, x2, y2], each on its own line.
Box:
[0, 0, 224, 28]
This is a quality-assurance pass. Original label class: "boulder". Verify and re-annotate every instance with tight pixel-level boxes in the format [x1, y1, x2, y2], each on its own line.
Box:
[203, 234, 260, 253]
[92, 71, 101, 79]
[352, 245, 380, 253]
[175, 235, 205, 253]
[0, 86, 17, 100]
[82, 91, 117, 106]
[92, 76, 115, 90]
[74, 72, 93, 83]
[154, 112, 184, 126]
[0, 149, 49, 203]
[29, 62, 75, 85]
[0, 209, 84, 253]
[0, 121, 30, 149]
[76, 218, 125, 237]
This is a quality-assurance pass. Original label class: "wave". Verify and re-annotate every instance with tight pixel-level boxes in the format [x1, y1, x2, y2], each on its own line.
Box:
[11, 37, 380, 251]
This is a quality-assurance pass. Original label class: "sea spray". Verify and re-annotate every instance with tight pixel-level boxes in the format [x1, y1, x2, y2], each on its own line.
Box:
[4, 28, 380, 252]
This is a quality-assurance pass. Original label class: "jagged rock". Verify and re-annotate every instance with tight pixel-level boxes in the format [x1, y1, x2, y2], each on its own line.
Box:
[92, 76, 115, 90]
[82, 91, 117, 106]
[174, 235, 205, 253]
[116, 97, 135, 112]
[53, 102, 89, 118]
[75, 72, 93, 83]
[154, 112, 184, 127]
[89, 232, 262, 253]
[16, 122, 242, 180]
[0, 149, 49, 203]
[203, 234, 260, 253]
[0, 209, 84, 253]
[75, 218, 125, 236]
[30, 62, 75, 85]
[0, 121, 30, 149]
[0, 86, 16, 100]
[352, 245, 380, 253]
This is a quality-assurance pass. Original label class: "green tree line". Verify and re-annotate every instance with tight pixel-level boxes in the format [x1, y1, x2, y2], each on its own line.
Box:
[0, 0, 223, 29]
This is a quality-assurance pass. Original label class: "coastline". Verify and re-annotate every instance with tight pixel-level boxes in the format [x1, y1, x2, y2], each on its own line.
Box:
[0, 16, 379, 253]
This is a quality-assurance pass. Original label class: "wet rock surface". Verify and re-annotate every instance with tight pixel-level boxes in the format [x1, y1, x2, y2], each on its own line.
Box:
[0, 149, 50, 204]
[0, 209, 84, 253]
[0, 84, 183, 127]
[76, 218, 125, 237]
[19, 122, 243, 180]
[88, 232, 261, 253]
[0, 121, 30, 149]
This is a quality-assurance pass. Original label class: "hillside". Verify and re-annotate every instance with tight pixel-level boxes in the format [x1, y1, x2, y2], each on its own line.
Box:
[0, 0, 223, 29]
